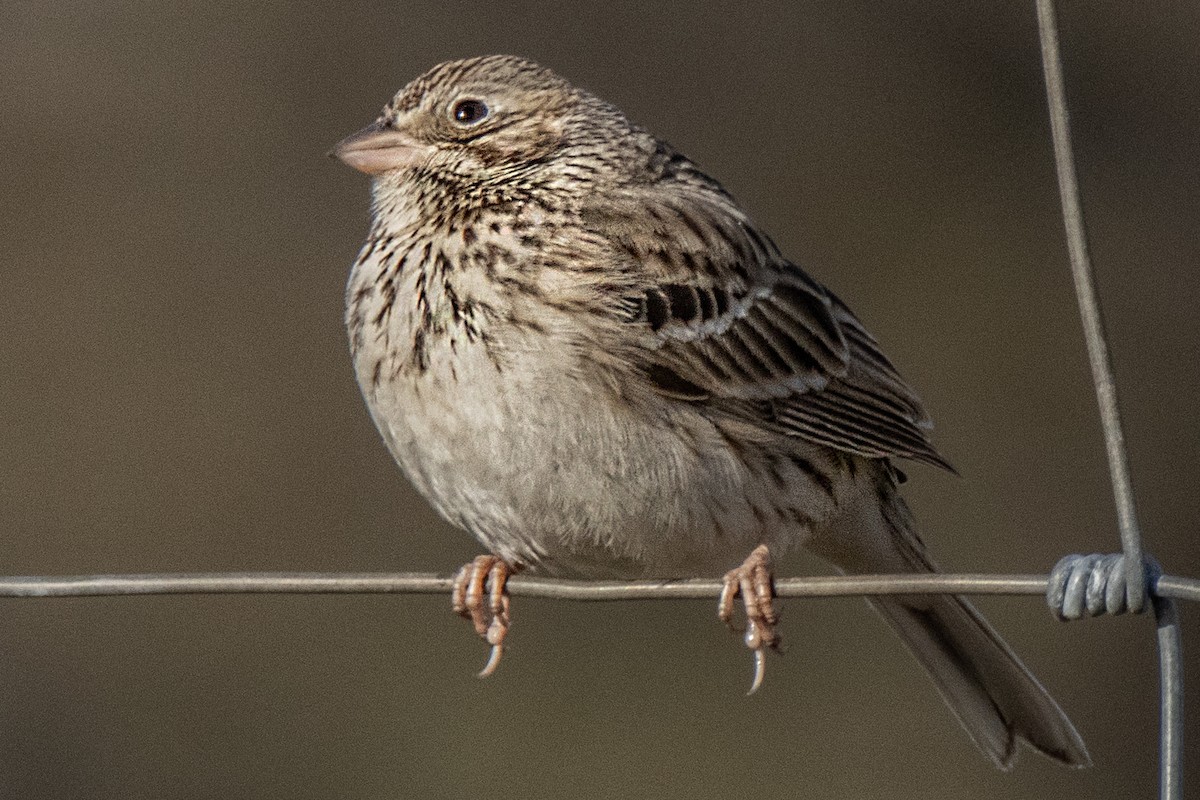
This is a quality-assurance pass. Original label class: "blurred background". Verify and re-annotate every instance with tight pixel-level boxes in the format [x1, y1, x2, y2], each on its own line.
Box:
[2, 0, 1197, 797]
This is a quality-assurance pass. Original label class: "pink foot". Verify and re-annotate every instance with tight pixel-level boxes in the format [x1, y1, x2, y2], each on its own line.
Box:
[718, 544, 780, 694]
[451, 555, 514, 677]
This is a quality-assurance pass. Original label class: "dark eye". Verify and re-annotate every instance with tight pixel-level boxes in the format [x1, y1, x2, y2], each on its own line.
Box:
[451, 99, 490, 126]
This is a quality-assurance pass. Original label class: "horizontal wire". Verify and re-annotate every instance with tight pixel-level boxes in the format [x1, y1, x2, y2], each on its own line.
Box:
[0, 571, 1196, 603]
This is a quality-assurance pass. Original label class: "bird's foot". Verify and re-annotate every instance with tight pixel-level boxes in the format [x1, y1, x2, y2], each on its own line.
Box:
[451, 555, 514, 677]
[718, 544, 780, 694]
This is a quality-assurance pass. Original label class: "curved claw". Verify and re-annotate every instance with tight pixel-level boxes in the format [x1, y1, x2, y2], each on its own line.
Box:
[478, 599, 510, 678]
[747, 648, 767, 695]
[720, 544, 780, 694]
[478, 643, 504, 678]
[452, 555, 514, 676]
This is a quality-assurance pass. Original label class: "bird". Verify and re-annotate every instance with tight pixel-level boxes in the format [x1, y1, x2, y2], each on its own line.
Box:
[332, 54, 1090, 770]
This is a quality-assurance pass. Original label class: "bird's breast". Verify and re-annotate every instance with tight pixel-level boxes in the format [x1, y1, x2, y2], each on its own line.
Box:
[343, 232, 842, 577]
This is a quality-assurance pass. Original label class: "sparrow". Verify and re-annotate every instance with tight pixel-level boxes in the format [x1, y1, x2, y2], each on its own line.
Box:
[332, 54, 1089, 769]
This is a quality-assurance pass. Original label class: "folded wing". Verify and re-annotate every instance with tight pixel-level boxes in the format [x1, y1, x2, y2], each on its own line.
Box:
[592, 178, 952, 471]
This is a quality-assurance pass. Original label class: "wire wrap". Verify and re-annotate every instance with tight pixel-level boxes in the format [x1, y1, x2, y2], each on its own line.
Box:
[1047, 553, 1161, 620]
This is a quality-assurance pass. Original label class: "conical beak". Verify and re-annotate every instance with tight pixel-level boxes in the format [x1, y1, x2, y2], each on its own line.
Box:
[329, 120, 431, 175]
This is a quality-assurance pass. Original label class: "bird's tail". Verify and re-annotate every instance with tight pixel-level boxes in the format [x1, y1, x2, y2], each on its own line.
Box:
[868, 589, 1090, 769]
[813, 469, 1090, 769]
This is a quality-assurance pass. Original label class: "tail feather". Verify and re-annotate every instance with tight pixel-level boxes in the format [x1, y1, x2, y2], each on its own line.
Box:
[870, 593, 1091, 769]
[811, 462, 1090, 768]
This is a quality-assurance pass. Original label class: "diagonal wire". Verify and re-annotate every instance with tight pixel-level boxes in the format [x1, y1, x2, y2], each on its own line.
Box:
[1035, 0, 1146, 612]
[1036, 3, 1181, 799]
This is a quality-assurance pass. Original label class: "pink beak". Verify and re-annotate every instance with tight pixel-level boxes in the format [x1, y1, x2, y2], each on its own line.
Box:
[330, 120, 431, 175]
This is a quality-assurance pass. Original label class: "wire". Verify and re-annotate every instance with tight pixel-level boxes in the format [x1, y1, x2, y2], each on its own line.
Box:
[1035, 0, 1147, 612]
[0, 570, 1196, 602]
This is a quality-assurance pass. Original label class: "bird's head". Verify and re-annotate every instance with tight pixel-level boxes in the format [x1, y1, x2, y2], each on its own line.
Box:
[332, 55, 645, 211]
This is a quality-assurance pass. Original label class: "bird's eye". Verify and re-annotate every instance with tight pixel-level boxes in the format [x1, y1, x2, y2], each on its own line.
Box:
[451, 99, 490, 126]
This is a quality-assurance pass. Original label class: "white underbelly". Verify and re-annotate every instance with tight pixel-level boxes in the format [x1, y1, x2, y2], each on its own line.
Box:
[355, 335, 806, 578]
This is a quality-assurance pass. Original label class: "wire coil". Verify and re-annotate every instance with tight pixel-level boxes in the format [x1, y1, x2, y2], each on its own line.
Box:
[1047, 553, 1161, 621]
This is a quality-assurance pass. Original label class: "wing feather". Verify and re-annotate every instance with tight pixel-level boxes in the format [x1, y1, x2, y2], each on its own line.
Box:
[587, 176, 952, 471]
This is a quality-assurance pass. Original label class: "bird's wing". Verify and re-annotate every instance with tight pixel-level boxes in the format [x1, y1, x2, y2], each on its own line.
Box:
[586, 185, 953, 471]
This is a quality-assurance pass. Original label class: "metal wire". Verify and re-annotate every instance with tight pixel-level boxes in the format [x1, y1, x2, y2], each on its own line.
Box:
[1155, 591, 1185, 800]
[1049, 553, 1145, 619]
[1048, 553, 1186, 800]
[1035, 2, 1182, 798]
[1, 570, 1197, 601]
[1035, 0, 1147, 612]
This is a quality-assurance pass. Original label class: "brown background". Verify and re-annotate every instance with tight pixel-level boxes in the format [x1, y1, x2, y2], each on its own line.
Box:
[2, 1, 1197, 798]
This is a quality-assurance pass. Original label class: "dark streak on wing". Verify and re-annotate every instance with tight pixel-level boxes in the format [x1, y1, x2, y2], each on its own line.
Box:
[592, 179, 953, 472]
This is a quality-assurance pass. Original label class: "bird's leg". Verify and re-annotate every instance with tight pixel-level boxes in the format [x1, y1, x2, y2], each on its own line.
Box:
[718, 544, 780, 694]
[451, 555, 514, 677]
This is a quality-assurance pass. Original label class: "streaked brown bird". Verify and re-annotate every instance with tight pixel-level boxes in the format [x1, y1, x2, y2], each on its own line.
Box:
[333, 54, 1089, 769]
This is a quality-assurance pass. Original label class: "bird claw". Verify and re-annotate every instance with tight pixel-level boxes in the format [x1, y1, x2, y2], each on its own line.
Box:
[452, 556, 513, 677]
[718, 544, 780, 694]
